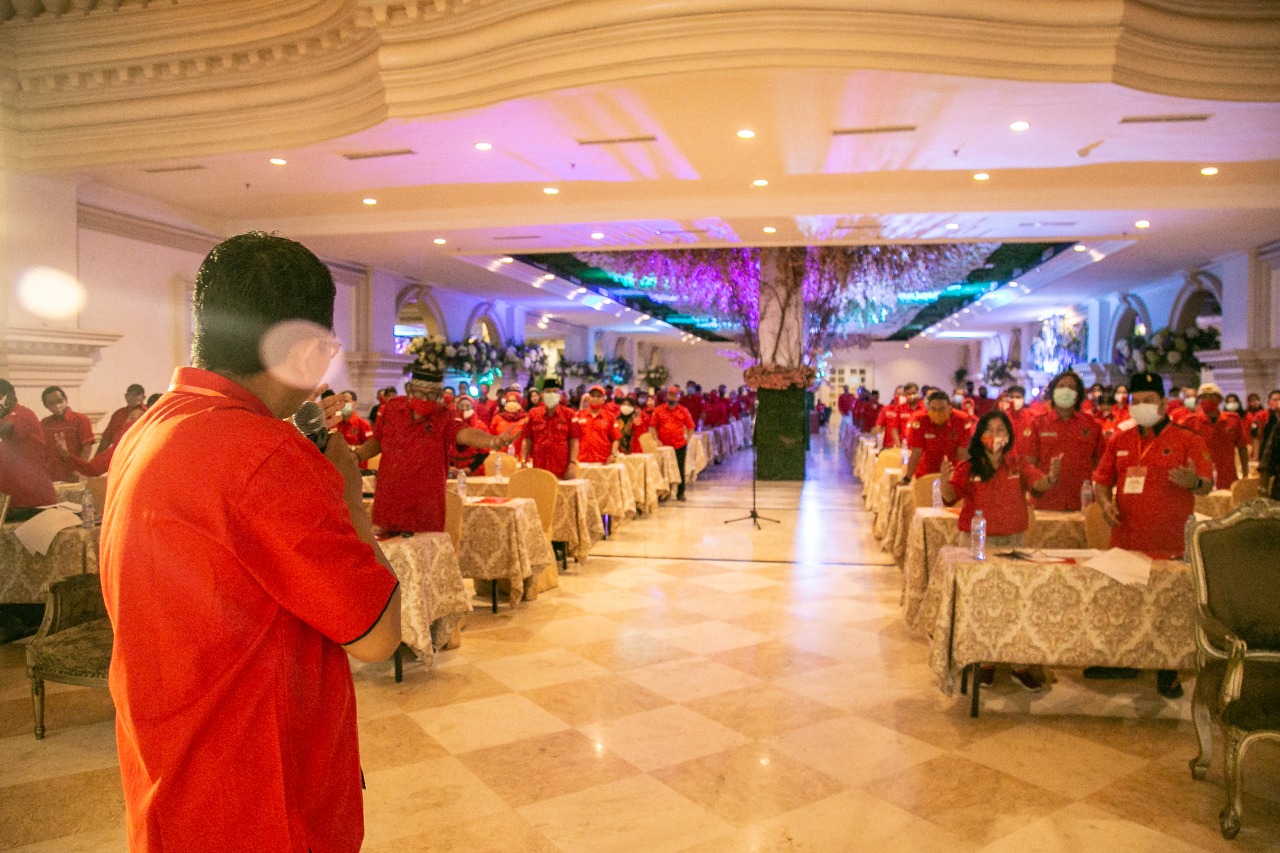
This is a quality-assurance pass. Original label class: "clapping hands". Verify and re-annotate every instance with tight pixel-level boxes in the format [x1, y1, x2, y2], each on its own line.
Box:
[939, 457, 953, 482]
[1167, 460, 1202, 491]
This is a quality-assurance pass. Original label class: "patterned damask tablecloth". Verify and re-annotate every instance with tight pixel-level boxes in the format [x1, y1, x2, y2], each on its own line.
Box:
[902, 508, 1088, 631]
[854, 438, 879, 484]
[1194, 489, 1234, 519]
[53, 482, 85, 504]
[882, 485, 919, 561]
[453, 477, 603, 564]
[457, 497, 556, 607]
[0, 523, 99, 603]
[577, 463, 638, 526]
[619, 453, 664, 513]
[868, 468, 902, 524]
[708, 427, 731, 462]
[654, 445, 682, 489]
[924, 547, 1196, 696]
[686, 435, 710, 484]
[379, 532, 471, 665]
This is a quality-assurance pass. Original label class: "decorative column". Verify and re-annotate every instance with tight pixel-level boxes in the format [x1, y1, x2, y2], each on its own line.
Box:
[1199, 243, 1280, 396]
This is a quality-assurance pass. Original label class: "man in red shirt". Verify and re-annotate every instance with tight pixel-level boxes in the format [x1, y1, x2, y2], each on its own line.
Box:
[1183, 382, 1248, 489]
[972, 385, 996, 419]
[1027, 370, 1105, 510]
[97, 383, 147, 455]
[857, 390, 883, 434]
[101, 233, 404, 852]
[901, 390, 971, 481]
[522, 377, 582, 479]
[888, 383, 924, 448]
[0, 380, 57, 512]
[837, 385, 856, 419]
[1005, 385, 1038, 455]
[576, 385, 622, 464]
[334, 389, 374, 469]
[473, 382, 498, 426]
[40, 385, 95, 483]
[650, 384, 696, 500]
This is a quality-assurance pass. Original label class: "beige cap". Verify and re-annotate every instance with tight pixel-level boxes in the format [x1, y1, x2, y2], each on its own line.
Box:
[1197, 382, 1223, 397]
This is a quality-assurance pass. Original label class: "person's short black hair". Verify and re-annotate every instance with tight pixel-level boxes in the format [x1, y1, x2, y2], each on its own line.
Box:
[343, 389, 357, 402]
[0, 379, 14, 400]
[871, 390, 880, 397]
[1098, 394, 1116, 406]
[926, 390, 950, 405]
[42, 385, 65, 403]
[146, 393, 162, 407]
[1008, 385, 1026, 396]
[320, 389, 337, 399]
[126, 383, 145, 396]
[903, 383, 919, 393]
[191, 232, 335, 376]
[380, 386, 397, 396]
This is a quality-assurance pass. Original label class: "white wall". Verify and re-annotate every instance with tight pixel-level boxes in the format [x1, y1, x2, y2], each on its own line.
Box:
[653, 341, 744, 390]
[829, 339, 970, 396]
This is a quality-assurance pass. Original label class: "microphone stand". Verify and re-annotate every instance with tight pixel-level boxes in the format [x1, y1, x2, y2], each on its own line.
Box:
[725, 418, 779, 529]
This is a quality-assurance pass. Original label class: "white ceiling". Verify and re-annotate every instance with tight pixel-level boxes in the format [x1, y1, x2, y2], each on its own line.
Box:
[72, 66, 1280, 340]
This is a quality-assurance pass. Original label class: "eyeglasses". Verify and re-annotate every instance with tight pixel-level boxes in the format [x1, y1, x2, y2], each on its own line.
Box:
[320, 336, 342, 358]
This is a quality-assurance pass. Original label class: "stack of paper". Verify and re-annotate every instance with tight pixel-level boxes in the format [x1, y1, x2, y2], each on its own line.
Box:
[1083, 548, 1153, 586]
[14, 508, 83, 556]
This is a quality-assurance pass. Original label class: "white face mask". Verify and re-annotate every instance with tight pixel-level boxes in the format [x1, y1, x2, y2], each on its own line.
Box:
[1011, 398, 1025, 411]
[543, 392, 561, 409]
[1184, 396, 1197, 410]
[619, 404, 634, 416]
[1225, 401, 1240, 412]
[504, 401, 522, 413]
[1052, 388, 1078, 409]
[458, 406, 472, 418]
[1131, 402, 1161, 428]
[952, 394, 965, 406]
[340, 403, 353, 417]
[897, 395, 906, 405]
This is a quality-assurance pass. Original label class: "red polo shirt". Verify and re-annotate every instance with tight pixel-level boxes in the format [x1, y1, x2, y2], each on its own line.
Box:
[948, 453, 1043, 536]
[41, 407, 95, 483]
[0, 403, 56, 508]
[1027, 408, 1105, 510]
[576, 406, 621, 463]
[905, 410, 971, 477]
[1092, 419, 1213, 559]
[99, 404, 145, 452]
[1185, 409, 1248, 488]
[489, 409, 529, 457]
[651, 403, 695, 449]
[524, 404, 581, 478]
[101, 367, 398, 853]
[372, 395, 465, 532]
[1009, 406, 1038, 455]
[334, 413, 374, 470]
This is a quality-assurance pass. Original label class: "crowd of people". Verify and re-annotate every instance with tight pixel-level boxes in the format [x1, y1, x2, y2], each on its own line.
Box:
[843, 370, 1280, 696]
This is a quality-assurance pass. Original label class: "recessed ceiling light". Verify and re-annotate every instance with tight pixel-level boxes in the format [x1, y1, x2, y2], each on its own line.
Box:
[269, 157, 287, 166]
[590, 232, 604, 240]
[1073, 244, 1087, 252]
[474, 142, 493, 151]
[1007, 281, 1018, 288]
[904, 343, 910, 349]
[362, 197, 377, 205]
[1135, 219, 1151, 229]
[945, 223, 959, 230]
[433, 238, 446, 245]
[752, 179, 769, 187]
[737, 129, 756, 139]
[543, 187, 560, 195]
[501, 256, 514, 264]
[762, 226, 777, 234]
[1009, 120, 1030, 132]
[1200, 166, 1219, 176]
[972, 172, 990, 181]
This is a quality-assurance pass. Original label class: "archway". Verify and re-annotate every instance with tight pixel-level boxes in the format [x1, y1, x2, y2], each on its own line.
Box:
[464, 302, 505, 343]
[393, 285, 446, 353]
[1171, 271, 1224, 334]
[1108, 294, 1152, 363]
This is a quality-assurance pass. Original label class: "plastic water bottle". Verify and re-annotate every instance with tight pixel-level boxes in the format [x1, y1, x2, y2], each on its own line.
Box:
[456, 469, 467, 499]
[81, 489, 95, 529]
[970, 510, 986, 560]
[931, 478, 943, 508]
[900, 446, 910, 468]
[1080, 480, 1094, 509]
[495, 455, 505, 479]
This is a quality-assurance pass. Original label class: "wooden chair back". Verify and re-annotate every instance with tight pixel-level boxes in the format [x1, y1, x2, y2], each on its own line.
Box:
[638, 432, 660, 455]
[507, 467, 557, 538]
[911, 473, 941, 508]
[444, 490, 463, 551]
[1025, 503, 1039, 544]
[1229, 477, 1260, 508]
[483, 451, 521, 477]
[1083, 501, 1111, 550]
[86, 476, 108, 517]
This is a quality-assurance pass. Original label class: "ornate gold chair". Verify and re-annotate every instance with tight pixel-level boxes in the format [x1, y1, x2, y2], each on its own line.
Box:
[1229, 477, 1259, 508]
[910, 473, 941, 509]
[1186, 498, 1280, 839]
[25, 573, 113, 739]
[482, 451, 521, 477]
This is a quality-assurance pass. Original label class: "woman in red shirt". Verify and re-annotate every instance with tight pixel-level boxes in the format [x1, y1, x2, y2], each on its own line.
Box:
[489, 391, 529, 458]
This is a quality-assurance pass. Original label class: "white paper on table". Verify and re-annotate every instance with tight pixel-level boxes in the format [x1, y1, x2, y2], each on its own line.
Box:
[40, 501, 83, 513]
[1037, 549, 1101, 561]
[1083, 548, 1153, 586]
[14, 508, 83, 556]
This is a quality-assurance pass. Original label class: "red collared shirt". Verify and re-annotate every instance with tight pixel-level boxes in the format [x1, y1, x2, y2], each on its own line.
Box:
[372, 395, 466, 532]
[41, 407, 95, 483]
[523, 404, 581, 478]
[905, 410, 971, 477]
[1009, 406, 1037, 455]
[334, 413, 374, 469]
[651, 403, 695, 449]
[1092, 419, 1213, 559]
[948, 453, 1044, 536]
[1184, 409, 1248, 488]
[101, 367, 398, 853]
[576, 406, 621, 463]
[0, 403, 56, 508]
[489, 409, 529, 457]
[99, 404, 145, 451]
[1027, 408, 1105, 510]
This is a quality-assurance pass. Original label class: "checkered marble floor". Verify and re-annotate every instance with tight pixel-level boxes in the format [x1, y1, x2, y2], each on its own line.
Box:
[2, 430, 1278, 851]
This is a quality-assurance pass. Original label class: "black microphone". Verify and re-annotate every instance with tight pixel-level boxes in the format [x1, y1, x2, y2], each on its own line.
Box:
[291, 400, 330, 452]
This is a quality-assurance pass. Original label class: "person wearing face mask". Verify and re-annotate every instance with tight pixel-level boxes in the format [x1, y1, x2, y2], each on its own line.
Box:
[1257, 390, 1280, 499]
[333, 390, 374, 470]
[1184, 382, 1249, 489]
[576, 385, 622, 464]
[472, 382, 497, 426]
[1026, 370, 1104, 511]
[1248, 391, 1275, 455]
[1081, 383, 1104, 416]
[874, 385, 904, 448]
[615, 397, 646, 454]
[522, 378, 581, 479]
[888, 383, 924, 449]
[1167, 386, 1196, 425]
[40, 385, 95, 482]
[368, 386, 397, 425]
[450, 394, 490, 473]
[650, 384, 696, 500]
[0, 379, 58, 514]
[940, 410, 1060, 691]
[1001, 385, 1037, 455]
[901, 390, 972, 482]
[1111, 384, 1130, 425]
[98, 382, 148, 456]
[490, 390, 530, 457]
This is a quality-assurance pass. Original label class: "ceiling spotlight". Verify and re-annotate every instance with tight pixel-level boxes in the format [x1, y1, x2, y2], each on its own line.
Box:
[752, 179, 769, 187]
[432, 238, 446, 245]
[737, 129, 756, 139]
[972, 172, 991, 181]
[945, 223, 959, 230]
[590, 232, 604, 240]
[269, 157, 287, 166]
[763, 226, 777, 234]
[474, 142, 493, 151]
[1009, 120, 1030, 132]
[543, 187, 560, 195]
[362, 197, 377, 205]
[904, 343, 911, 349]
[1073, 244, 1087, 252]
[1200, 166, 1219, 176]
[542, 273, 555, 280]
[1007, 281, 1018, 288]
[1135, 219, 1151, 229]
[501, 256, 514, 264]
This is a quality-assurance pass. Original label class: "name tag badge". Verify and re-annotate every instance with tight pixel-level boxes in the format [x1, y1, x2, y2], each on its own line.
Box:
[1116, 450, 1129, 457]
[1123, 465, 1147, 494]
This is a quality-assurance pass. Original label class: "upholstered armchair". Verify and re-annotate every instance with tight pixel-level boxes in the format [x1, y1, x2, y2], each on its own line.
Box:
[1186, 498, 1280, 839]
[25, 573, 113, 739]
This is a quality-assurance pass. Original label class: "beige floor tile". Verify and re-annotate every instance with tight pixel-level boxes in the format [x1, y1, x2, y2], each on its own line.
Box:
[384, 662, 514, 713]
[621, 657, 765, 703]
[0, 720, 120, 788]
[456, 729, 642, 807]
[688, 571, 780, 593]
[651, 742, 847, 826]
[769, 714, 943, 785]
[683, 686, 843, 739]
[559, 587, 665, 614]
[4, 824, 127, 853]
[671, 590, 775, 621]
[362, 810, 560, 852]
[408, 693, 570, 754]
[520, 674, 673, 726]
[0, 766, 124, 849]
[473, 647, 612, 692]
[357, 712, 450, 773]
[532, 613, 627, 646]
[978, 802, 1212, 853]
[451, 626, 559, 663]
[856, 694, 1024, 751]
[571, 633, 698, 672]
[516, 774, 733, 853]
[361, 756, 511, 848]
[958, 723, 1150, 799]
[706, 640, 839, 680]
[578, 705, 750, 772]
[776, 661, 926, 711]
[650, 621, 768, 655]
